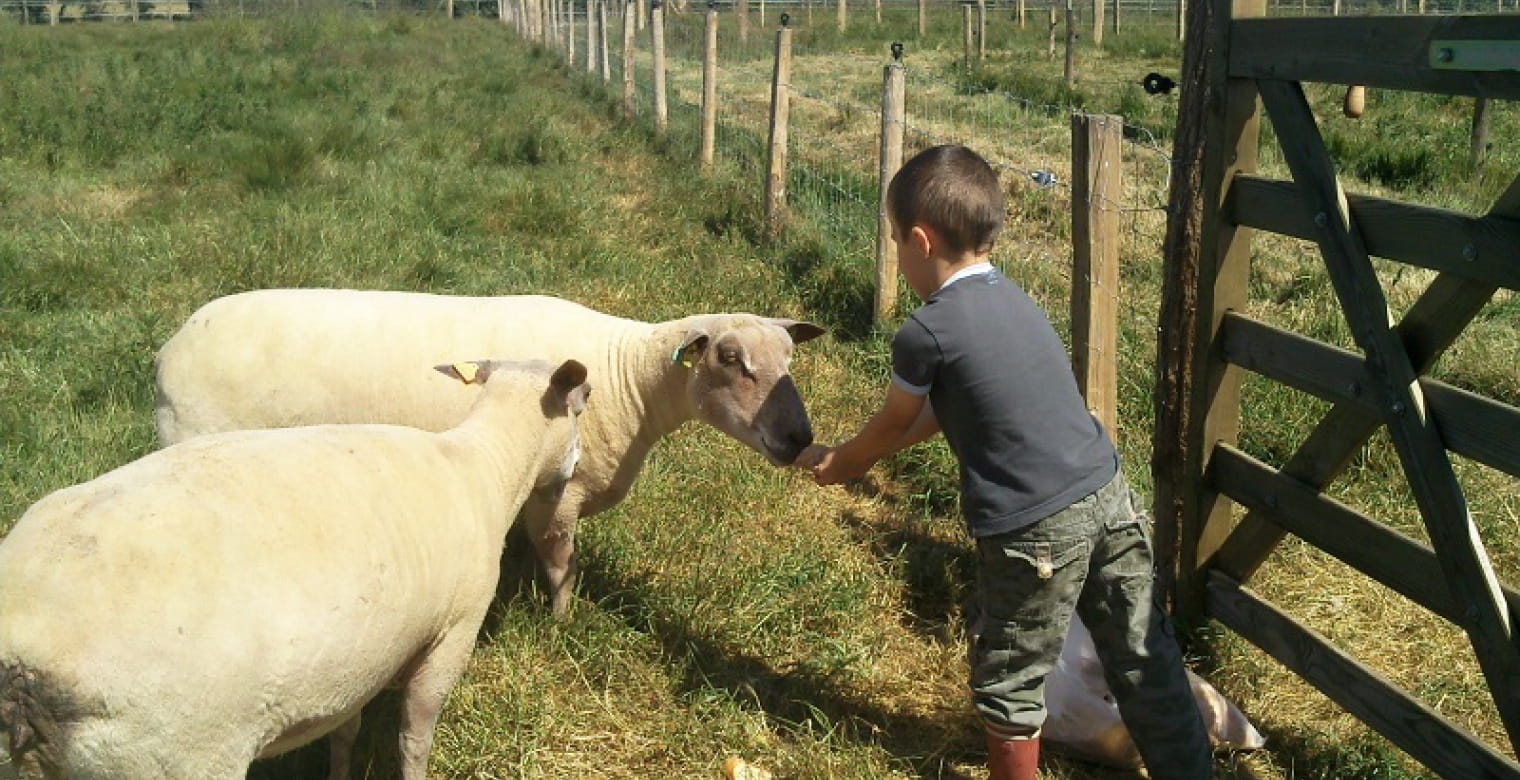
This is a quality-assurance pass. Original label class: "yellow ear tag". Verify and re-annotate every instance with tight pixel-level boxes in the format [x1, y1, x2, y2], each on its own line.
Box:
[452, 362, 480, 384]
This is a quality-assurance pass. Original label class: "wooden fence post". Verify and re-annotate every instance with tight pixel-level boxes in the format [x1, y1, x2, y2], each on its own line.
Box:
[1112, 0, 1120, 35]
[917, 0, 926, 36]
[568, 0, 578, 66]
[764, 15, 793, 234]
[1018, 0, 1025, 28]
[837, 0, 846, 32]
[599, 0, 611, 82]
[652, 0, 668, 134]
[1064, 0, 1076, 88]
[623, 0, 637, 115]
[448, 0, 455, 19]
[963, 5, 974, 68]
[1471, 97, 1491, 171]
[1176, 0, 1185, 40]
[738, 0, 749, 43]
[1092, 0, 1104, 46]
[875, 43, 907, 329]
[586, 0, 597, 73]
[1048, 6, 1058, 58]
[977, 0, 986, 59]
[701, 1, 720, 172]
[1071, 113, 1123, 438]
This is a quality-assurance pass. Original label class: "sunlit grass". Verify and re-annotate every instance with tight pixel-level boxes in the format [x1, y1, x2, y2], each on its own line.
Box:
[1, 9, 1514, 780]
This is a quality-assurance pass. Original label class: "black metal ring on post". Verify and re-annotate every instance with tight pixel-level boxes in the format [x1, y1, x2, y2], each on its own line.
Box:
[650, 0, 661, 9]
[891, 41, 904, 60]
[779, 11, 789, 27]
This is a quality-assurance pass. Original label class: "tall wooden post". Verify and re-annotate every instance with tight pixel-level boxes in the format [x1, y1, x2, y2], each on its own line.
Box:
[652, 0, 668, 134]
[1017, 0, 1025, 27]
[977, 0, 986, 58]
[1471, 97, 1491, 171]
[1153, 0, 1265, 613]
[837, 0, 847, 31]
[963, 5, 975, 68]
[587, 0, 598, 73]
[599, 0, 612, 82]
[1064, 0, 1076, 88]
[738, 0, 749, 42]
[1071, 114, 1123, 438]
[448, 0, 455, 18]
[1048, 5, 1058, 58]
[569, 0, 578, 66]
[623, 0, 637, 115]
[1092, 0, 1105, 46]
[1176, 0, 1185, 41]
[1112, 0, 1120, 35]
[917, 0, 927, 36]
[764, 16, 794, 234]
[701, 1, 720, 172]
[875, 43, 907, 328]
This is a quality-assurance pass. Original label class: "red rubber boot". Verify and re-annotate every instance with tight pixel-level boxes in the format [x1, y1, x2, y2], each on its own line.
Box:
[986, 732, 1039, 780]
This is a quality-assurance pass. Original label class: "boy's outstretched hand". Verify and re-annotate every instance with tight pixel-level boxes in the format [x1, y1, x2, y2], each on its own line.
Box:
[796, 443, 861, 486]
[795, 444, 829, 470]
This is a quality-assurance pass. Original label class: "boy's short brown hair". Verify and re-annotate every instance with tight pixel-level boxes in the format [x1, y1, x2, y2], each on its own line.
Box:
[887, 144, 1005, 255]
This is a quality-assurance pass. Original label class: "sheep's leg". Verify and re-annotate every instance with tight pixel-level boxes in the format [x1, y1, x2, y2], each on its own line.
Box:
[524, 500, 579, 620]
[396, 630, 476, 780]
[326, 714, 361, 780]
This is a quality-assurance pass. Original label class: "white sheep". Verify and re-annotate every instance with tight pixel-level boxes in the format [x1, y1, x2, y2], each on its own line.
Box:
[1044, 614, 1266, 767]
[154, 290, 823, 617]
[0, 358, 591, 780]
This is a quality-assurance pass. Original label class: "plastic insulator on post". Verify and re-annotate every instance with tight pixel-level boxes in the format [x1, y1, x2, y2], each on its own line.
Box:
[891, 41, 904, 60]
[708, 0, 716, 8]
[779, 11, 789, 27]
[650, 0, 661, 9]
[1141, 72, 1176, 96]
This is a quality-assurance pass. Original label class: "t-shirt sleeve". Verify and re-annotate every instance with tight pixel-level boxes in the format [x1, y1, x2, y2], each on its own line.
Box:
[890, 317, 939, 396]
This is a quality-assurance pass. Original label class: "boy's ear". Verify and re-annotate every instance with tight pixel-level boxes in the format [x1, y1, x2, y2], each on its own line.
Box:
[908, 224, 935, 256]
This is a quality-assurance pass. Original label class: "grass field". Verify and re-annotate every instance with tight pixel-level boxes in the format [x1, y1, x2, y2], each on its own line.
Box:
[1, 7, 1516, 779]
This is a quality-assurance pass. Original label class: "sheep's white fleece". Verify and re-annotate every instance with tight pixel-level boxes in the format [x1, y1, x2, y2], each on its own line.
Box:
[1045, 615, 1267, 767]
[0, 360, 587, 780]
[155, 289, 819, 617]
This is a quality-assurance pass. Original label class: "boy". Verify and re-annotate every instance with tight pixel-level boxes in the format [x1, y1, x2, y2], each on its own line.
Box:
[801, 145, 1213, 780]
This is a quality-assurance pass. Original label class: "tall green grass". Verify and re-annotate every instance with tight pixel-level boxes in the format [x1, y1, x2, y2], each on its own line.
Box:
[2, 10, 1514, 780]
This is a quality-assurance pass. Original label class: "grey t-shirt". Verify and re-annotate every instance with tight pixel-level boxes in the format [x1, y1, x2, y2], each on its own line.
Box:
[891, 266, 1117, 537]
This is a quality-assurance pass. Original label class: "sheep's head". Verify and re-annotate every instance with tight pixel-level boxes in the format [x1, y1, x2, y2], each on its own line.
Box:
[675, 315, 824, 466]
[433, 358, 591, 494]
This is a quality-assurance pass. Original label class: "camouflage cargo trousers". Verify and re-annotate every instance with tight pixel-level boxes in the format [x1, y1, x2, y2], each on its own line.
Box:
[968, 469, 1214, 780]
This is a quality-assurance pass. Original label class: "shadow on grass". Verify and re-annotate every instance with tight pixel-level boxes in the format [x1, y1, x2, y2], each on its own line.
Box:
[574, 556, 988, 780]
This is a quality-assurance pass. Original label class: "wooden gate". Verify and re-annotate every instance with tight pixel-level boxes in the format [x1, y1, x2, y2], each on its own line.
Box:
[1155, 1, 1520, 775]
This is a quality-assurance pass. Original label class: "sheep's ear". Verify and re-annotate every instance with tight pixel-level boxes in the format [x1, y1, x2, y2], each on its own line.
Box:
[550, 359, 591, 414]
[434, 360, 493, 386]
[672, 330, 710, 368]
[767, 318, 826, 345]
